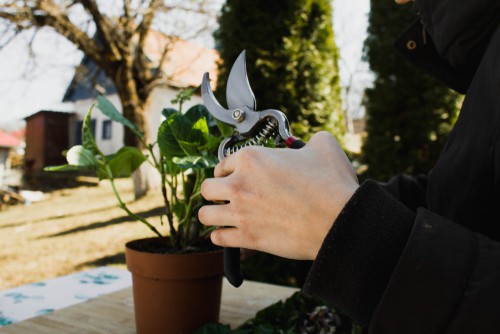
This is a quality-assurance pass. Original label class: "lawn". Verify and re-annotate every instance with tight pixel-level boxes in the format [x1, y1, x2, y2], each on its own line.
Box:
[0, 179, 166, 290]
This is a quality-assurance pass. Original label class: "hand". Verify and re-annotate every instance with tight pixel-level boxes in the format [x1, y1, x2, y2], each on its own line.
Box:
[199, 131, 359, 260]
[394, 0, 413, 4]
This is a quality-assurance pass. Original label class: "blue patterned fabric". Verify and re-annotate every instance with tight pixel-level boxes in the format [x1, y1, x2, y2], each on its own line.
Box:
[0, 266, 131, 326]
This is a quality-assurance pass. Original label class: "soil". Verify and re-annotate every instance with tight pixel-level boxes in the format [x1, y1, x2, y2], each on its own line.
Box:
[0, 179, 167, 290]
[126, 236, 220, 254]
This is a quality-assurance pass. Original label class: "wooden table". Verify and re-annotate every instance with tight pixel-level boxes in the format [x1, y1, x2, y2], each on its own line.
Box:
[0, 279, 299, 333]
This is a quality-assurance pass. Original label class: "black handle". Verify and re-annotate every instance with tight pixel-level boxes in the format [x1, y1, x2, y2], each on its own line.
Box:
[289, 139, 306, 149]
[224, 137, 305, 288]
[224, 247, 243, 287]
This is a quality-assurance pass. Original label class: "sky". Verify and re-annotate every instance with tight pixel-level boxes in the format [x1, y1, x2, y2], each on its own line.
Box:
[0, 0, 370, 128]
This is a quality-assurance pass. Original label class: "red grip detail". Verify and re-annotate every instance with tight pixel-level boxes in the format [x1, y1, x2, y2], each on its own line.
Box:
[285, 137, 297, 147]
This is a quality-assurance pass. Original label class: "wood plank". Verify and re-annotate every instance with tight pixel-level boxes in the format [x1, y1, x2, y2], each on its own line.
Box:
[0, 280, 298, 333]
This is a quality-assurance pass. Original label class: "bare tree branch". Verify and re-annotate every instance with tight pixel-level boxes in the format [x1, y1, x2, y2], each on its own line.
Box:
[0, 0, 220, 149]
[75, 0, 122, 61]
[0, 1, 102, 63]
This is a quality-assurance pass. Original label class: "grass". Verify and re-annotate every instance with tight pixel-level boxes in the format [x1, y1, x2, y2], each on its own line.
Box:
[0, 179, 167, 290]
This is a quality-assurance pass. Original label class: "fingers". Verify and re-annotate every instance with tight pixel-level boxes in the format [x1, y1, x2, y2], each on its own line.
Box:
[209, 227, 245, 249]
[198, 204, 248, 248]
[214, 152, 237, 177]
[200, 177, 232, 201]
[214, 145, 265, 177]
[198, 203, 235, 227]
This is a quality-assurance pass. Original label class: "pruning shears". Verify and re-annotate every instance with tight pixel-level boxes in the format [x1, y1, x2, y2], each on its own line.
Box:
[201, 50, 305, 287]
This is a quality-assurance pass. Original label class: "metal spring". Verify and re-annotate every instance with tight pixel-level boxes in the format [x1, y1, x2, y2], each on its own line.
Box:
[225, 119, 278, 156]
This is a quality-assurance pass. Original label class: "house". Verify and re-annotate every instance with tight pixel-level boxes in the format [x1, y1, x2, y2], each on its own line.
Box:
[60, 34, 219, 156]
[0, 129, 22, 187]
[23, 111, 75, 172]
[24, 34, 219, 171]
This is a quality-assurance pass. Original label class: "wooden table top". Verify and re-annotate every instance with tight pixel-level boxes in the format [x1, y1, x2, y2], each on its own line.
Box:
[0, 279, 299, 333]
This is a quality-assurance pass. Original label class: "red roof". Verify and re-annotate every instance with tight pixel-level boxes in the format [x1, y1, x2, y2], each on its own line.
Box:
[0, 130, 21, 148]
[144, 32, 219, 89]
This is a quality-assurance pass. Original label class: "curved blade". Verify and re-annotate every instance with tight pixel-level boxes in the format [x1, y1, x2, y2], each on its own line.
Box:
[202, 72, 237, 126]
[226, 50, 256, 111]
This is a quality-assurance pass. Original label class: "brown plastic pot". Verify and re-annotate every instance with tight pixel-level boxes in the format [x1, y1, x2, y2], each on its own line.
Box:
[125, 237, 224, 334]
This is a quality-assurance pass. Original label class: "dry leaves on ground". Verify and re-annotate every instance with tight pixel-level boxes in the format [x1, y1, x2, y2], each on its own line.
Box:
[0, 179, 166, 290]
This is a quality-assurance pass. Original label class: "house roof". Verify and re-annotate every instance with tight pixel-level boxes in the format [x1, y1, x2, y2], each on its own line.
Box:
[0, 130, 21, 148]
[144, 32, 219, 88]
[62, 57, 118, 102]
[24, 110, 75, 121]
[63, 32, 219, 103]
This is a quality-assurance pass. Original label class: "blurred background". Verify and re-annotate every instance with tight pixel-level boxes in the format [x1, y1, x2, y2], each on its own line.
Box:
[0, 0, 460, 297]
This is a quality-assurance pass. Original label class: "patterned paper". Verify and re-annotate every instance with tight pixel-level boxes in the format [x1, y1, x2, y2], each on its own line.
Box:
[0, 266, 131, 327]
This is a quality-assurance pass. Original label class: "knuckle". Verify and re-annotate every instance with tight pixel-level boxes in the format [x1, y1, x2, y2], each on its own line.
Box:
[237, 146, 261, 166]
[227, 176, 246, 201]
[214, 160, 225, 177]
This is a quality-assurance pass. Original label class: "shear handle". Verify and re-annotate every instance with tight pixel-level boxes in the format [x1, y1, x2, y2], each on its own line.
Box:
[224, 136, 305, 288]
[285, 137, 306, 149]
[224, 248, 243, 287]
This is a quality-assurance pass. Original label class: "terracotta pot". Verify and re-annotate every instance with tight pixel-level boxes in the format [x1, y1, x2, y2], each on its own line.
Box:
[125, 237, 224, 334]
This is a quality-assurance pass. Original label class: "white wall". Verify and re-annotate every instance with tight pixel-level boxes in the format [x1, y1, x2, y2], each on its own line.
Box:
[0, 148, 9, 187]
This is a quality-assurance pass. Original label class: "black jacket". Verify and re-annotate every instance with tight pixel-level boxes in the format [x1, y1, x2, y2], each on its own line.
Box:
[303, 0, 500, 332]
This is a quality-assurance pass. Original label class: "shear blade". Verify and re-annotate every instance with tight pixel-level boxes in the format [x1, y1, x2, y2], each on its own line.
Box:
[226, 50, 256, 111]
[201, 72, 236, 126]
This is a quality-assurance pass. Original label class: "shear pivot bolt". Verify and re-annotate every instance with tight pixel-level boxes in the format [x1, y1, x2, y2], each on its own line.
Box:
[232, 109, 245, 122]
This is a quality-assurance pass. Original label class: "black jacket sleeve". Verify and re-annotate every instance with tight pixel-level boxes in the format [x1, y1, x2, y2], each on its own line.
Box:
[303, 180, 500, 333]
[379, 174, 428, 211]
[302, 180, 415, 326]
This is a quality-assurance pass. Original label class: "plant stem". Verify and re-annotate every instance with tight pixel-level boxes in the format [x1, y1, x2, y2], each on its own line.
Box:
[159, 156, 179, 249]
[180, 169, 203, 246]
[106, 165, 163, 239]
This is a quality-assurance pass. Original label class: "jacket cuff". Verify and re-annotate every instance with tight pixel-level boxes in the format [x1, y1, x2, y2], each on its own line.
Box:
[302, 180, 415, 326]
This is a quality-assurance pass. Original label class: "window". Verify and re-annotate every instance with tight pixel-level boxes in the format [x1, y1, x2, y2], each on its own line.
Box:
[102, 120, 112, 140]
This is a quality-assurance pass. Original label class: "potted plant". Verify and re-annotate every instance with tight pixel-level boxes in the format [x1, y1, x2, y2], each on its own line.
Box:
[46, 90, 230, 333]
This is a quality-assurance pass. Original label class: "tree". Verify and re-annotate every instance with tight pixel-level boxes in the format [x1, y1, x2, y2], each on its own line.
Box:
[361, 1, 460, 181]
[0, 0, 217, 148]
[0, 0, 219, 196]
[213, 0, 344, 140]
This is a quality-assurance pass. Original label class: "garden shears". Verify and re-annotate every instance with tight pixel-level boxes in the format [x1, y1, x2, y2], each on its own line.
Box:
[201, 50, 305, 287]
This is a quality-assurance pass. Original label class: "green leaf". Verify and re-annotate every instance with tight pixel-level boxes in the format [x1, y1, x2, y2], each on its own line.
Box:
[215, 118, 234, 138]
[172, 202, 186, 220]
[158, 113, 210, 158]
[157, 119, 186, 160]
[177, 117, 210, 155]
[193, 323, 250, 334]
[172, 156, 217, 170]
[82, 107, 100, 156]
[66, 146, 100, 169]
[43, 164, 85, 172]
[185, 104, 217, 127]
[251, 324, 275, 334]
[96, 95, 143, 138]
[162, 108, 178, 119]
[106, 146, 147, 178]
[201, 134, 222, 152]
[164, 160, 181, 176]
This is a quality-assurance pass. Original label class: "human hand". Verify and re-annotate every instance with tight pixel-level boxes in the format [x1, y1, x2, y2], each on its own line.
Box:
[199, 131, 359, 260]
[394, 0, 413, 4]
